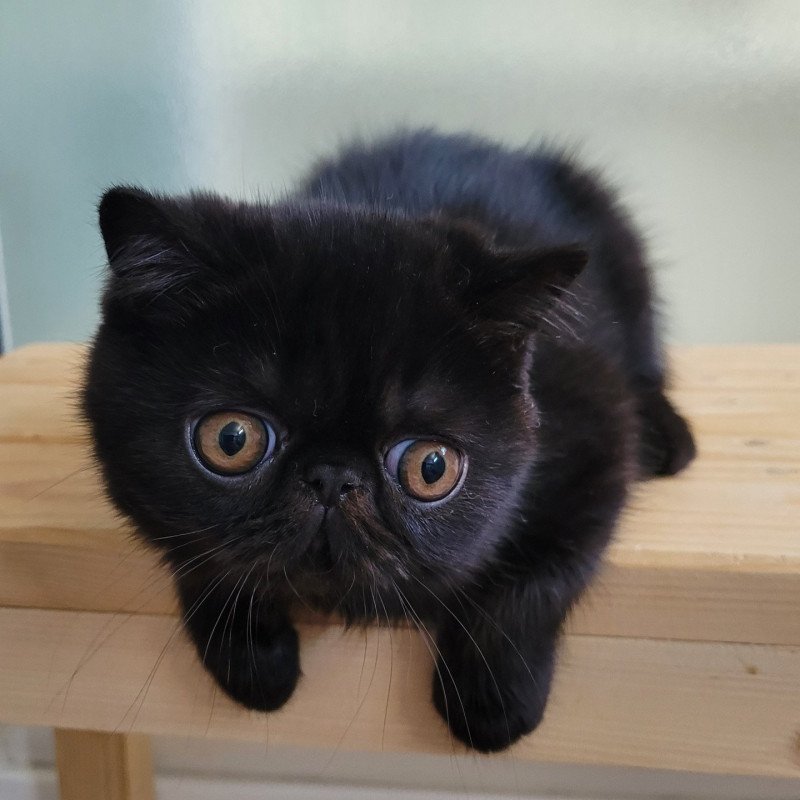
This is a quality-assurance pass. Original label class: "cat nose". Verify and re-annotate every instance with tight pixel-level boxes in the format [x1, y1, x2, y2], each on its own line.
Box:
[304, 463, 362, 507]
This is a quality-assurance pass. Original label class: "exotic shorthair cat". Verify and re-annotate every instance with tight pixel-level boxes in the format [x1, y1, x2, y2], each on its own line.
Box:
[83, 130, 695, 752]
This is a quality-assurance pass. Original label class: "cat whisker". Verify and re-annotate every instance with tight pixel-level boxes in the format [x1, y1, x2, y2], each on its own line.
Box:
[201, 571, 245, 668]
[223, 566, 257, 685]
[245, 576, 262, 703]
[390, 580, 474, 753]
[356, 591, 369, 697]
[169, 540, 234, 579]
[317, 578, 382, 778]
[282, 565, 315, 613]
[336, 571, 358, 610]
[390, 582, 468, 783]
[374, 588, 395, 752]
[447, 582, 539, 691]
[407, 574, 513, 749]
[148, 523, 222, 543]
[25, 465, 93, 502]
[51, 539, 238, 717]
[115, 567, 235, 733]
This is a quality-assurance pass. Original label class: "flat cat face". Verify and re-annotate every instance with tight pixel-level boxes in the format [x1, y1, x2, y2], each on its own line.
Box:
[84, 189, 585, 617]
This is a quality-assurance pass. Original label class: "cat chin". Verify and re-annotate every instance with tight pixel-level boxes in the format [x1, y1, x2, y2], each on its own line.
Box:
[299, 585, 428, 627]
[267, 559, 460, 625]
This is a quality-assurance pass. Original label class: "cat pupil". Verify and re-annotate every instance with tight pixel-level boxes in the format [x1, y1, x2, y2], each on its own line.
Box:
[421, 451, 446, 484]
[218, 421, 246, 456]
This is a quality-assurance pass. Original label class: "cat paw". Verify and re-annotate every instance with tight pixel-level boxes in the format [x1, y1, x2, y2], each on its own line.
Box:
[637, 390, 697, 477]
[202, 623, 300, 712]
[431, 663, 546, 752]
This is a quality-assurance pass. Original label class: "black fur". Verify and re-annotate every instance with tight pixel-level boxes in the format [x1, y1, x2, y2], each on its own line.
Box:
[83, 130, 695, 752]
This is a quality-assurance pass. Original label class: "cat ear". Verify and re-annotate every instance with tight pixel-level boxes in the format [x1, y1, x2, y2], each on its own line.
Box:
[440, 222, 588, 333]
[98, 186, 203, 307]
[99, 186, 173, 262]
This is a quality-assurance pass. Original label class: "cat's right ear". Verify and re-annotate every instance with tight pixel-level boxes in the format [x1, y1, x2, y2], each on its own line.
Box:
[98, 186, 201, 306]
[99, 186, 171, 262]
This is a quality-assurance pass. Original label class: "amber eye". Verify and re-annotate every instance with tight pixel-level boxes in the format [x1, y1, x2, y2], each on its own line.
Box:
[193, 411, 274, 476]
[385, 439, 465, 502]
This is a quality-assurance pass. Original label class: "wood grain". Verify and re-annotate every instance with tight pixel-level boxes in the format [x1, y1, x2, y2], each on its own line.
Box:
[2, 607, 798, 778]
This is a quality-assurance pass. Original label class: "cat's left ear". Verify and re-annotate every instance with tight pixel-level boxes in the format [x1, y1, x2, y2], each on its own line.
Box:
[438, 222, 588, 334]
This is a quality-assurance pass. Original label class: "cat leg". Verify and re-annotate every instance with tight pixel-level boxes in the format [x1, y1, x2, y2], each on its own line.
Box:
[175, 572, 300, 712]
[431, 578, 564, 753]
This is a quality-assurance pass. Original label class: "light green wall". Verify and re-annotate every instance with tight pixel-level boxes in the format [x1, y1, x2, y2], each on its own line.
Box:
[2, 1, 799, 347]
[0, 2, 193, 346]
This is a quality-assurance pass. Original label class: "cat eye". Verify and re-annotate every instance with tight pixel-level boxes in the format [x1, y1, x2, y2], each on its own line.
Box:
[193, 411, 275, 476]
[385, 439, 465, 502]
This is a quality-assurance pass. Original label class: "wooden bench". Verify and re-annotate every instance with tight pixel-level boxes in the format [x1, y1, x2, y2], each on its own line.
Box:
[1, 342, 798, 799]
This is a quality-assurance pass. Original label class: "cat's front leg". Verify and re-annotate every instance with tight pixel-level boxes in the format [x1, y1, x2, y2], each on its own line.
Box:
[634, 385, 696, 477]
[175, 572, 300, 712]
[431, 579, 566, 753]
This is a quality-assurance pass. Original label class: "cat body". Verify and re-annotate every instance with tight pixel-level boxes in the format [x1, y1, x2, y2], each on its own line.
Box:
[84, 130, 695, 751]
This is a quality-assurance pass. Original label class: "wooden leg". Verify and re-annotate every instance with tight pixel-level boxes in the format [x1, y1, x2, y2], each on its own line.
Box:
[54, 729, 155, 800]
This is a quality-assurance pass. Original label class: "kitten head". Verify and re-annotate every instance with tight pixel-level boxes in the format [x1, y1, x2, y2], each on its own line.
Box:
[84, 187, 585, 618]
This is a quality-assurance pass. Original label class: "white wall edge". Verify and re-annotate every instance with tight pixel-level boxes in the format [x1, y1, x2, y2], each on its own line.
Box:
[0, 766, 57, 800]
[0, 222, 13, 352]
[0, 764, 589, 800]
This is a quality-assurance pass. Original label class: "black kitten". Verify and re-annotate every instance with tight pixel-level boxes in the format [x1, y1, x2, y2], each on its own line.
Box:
[83, 130, 695, 752]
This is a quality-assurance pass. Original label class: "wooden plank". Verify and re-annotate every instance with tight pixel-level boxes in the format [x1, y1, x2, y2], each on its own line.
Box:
[571, 562, 800, 646]
[1, 606, 797, 778]
[0, 343, 798, 646]
[0, 540, 177, 616]
[2, 342, 798, 563]
[55, 729, 154, 800]
[1, 536, 798, 646]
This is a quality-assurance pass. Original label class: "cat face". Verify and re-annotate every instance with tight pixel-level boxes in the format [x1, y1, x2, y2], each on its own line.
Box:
[84, 189, 585, 617]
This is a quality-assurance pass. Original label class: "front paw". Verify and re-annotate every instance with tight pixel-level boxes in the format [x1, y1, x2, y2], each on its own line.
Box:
[431, 657, 549, 753]
[201, 623, 300, 712]
[637, 390, 696, 477]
